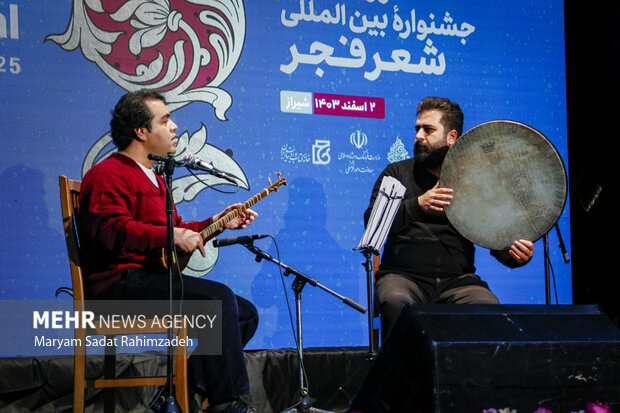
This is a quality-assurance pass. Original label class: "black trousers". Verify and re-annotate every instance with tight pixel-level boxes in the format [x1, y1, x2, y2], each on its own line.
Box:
[92, 268, 259, 404]
[375, 272, 499, 343]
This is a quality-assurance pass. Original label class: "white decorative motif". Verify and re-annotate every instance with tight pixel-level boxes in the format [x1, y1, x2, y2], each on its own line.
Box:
[172, 124, 250, 203]
[387, 137, 410, 163]
[46, 0, 245, 120]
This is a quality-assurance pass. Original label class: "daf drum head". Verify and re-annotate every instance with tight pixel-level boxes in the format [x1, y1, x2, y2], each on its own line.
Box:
[440, 120, 567, 250]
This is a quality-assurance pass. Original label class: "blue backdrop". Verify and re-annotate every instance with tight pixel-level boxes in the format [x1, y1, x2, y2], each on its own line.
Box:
[0, 0, 570, 350]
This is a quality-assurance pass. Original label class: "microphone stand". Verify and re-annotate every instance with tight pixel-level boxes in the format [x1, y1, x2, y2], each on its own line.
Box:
[158, 155, 182, 413]
[240, 241, 366, 413]
[543, 222, 570, 305]
[543, 233, 551, 305]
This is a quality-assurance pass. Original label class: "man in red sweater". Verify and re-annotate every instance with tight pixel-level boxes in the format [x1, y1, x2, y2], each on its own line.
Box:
[79, 90, 258, 413]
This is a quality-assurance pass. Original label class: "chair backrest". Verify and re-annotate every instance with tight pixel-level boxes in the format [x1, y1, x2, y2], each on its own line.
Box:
[59, 175, 86, 300]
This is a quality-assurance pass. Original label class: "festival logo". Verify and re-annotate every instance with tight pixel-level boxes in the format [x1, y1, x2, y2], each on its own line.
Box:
[46, 0, 248, 277]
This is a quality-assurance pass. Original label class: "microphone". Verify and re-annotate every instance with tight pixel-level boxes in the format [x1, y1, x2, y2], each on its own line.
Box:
[148, 153, 185, 175]
[147, 153, 185, 165]
[212, 234, 269, 248]
[183, 153, 236, 183]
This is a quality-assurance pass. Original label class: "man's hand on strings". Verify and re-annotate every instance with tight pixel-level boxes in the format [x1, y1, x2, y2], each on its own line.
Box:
[418, 181, 453, 213]
[213, 203, 259, 231]
[174, 227, 206, 257]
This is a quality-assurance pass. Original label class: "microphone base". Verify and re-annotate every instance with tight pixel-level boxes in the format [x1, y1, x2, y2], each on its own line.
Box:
[159, 396, 181, 413]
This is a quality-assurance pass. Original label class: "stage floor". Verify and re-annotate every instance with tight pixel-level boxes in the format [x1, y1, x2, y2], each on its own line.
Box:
[0, 347, 371, 413]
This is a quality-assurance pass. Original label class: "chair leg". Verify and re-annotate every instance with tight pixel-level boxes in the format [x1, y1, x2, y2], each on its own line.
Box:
[103, 336, 117, 413]
[74, 354, 86, 413]
[174, 329, 189, 413]
[174, 354, 189, 412]
[74, 347, 86, 412]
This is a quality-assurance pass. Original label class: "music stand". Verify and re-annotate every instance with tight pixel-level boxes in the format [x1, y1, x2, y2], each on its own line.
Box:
[354, 176, 406, 359]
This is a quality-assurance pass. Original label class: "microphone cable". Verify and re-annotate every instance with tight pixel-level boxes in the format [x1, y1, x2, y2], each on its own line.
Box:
[185, 166, 241, 195]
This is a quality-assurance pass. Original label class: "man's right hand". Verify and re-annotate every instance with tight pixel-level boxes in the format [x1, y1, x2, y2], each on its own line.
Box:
[173, 227, 206, 257]
[418, 181, 453, 213]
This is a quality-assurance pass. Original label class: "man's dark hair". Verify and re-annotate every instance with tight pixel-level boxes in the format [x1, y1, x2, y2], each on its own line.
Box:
[416, 96, 464, 137]
[110, 90, 165, 150]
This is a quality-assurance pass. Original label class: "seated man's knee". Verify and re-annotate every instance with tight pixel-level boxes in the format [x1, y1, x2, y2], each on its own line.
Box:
[451, 285, 499, 304]
[380, 289, 415, 309]
[378, 290, 417, 324]
[208, 280, 237, 302]
[375, 274, 421, 317]
[238, 296, 259, 325]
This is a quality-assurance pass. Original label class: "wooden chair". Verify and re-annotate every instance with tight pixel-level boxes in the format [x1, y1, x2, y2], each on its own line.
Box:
[58, 175, 189, 413]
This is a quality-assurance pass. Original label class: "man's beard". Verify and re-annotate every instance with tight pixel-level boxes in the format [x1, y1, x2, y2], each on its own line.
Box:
[414, 141, 450, 170]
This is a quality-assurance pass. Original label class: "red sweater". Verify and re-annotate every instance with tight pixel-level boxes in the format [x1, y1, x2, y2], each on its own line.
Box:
[78, 153, 213, 296]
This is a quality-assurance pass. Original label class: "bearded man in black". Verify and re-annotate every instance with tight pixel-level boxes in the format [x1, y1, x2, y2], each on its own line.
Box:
[364, 97, 535, 340]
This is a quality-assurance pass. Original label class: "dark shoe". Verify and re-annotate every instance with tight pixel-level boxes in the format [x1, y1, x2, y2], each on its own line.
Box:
[206, 399, 257, 413]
